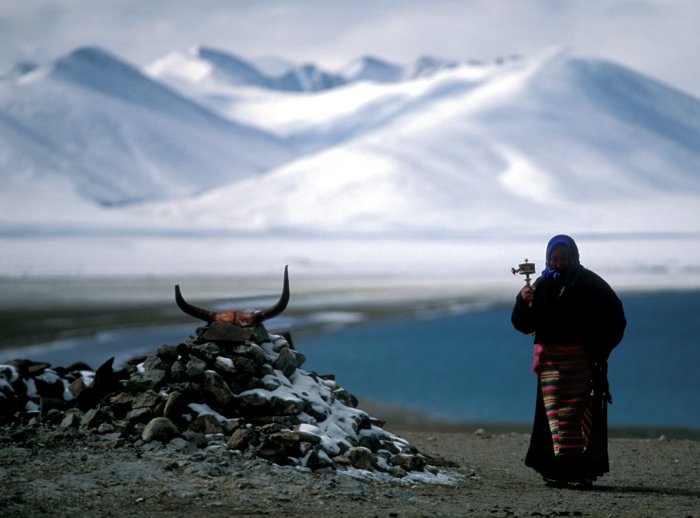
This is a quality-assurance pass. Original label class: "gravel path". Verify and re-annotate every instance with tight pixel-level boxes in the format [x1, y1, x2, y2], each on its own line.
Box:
[1, 422, 698, 517]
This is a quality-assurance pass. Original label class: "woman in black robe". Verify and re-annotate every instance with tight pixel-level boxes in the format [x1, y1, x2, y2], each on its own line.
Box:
[512, 235, 626, 487]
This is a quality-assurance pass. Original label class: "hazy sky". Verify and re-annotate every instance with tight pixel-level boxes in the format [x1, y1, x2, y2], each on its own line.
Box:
[1, 0, 699, 98]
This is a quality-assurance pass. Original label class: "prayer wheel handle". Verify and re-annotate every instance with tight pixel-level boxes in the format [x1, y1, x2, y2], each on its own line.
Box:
[512, 258, 536, 308]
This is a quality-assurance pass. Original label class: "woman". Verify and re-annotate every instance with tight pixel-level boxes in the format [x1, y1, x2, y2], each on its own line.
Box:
[512, 234, 626, 487]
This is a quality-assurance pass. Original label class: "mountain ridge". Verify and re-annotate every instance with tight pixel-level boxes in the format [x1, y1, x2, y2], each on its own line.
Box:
[1, 46, 699, 238]
[0, 46, 294, 207]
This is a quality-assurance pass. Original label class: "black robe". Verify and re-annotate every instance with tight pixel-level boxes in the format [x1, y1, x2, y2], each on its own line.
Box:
[511, 266, 626, 482]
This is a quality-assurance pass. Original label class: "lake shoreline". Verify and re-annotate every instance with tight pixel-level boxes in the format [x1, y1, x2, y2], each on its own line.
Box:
[359, 400, 700, 440]
[2, 274, 690, 351]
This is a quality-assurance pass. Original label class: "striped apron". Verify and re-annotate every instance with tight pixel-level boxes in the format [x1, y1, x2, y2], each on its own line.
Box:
[534, 343, 593, 457]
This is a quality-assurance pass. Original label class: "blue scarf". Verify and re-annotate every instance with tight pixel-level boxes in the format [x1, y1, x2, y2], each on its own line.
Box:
[542, 234, 580, 281]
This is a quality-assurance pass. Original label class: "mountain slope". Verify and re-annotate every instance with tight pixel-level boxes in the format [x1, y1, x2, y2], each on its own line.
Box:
[136, 50, 700, 236]
[0, 47, 293, 208]
[147, 46, 345, 93]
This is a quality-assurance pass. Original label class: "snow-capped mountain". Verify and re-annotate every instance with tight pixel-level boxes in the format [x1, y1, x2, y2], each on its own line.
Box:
[147, 46, 346, 93]
[2, 45, 700, 241]
[340, 56, 407, 83]
[0, 47, 293, 210]
[141, 47, 700, 237]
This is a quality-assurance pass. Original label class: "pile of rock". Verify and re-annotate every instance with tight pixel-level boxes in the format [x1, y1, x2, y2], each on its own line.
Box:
[0, 323, 438, 479]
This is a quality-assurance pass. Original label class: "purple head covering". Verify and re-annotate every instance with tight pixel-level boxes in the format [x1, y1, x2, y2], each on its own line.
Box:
[543, 234, 580, 280]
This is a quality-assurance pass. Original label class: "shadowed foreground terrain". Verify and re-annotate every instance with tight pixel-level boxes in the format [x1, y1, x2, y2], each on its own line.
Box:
[1, 418, 698, 517]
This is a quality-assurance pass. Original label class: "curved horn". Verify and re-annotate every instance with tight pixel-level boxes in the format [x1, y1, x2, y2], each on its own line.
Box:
[175, 284, 217, 323]
[254, 265, 290, 323]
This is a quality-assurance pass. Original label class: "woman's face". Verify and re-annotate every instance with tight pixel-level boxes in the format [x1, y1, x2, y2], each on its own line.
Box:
[549, 245, 570, 273]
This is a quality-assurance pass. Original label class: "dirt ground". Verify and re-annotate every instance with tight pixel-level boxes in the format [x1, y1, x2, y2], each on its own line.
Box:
[1, 420, 698, 518]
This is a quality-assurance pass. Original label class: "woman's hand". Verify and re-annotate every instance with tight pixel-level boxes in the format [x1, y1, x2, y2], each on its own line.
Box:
[520, 285, 535, 304]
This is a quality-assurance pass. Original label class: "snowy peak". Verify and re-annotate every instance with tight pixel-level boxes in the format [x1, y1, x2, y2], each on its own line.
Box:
[147, 47, 470, 93]
[148, 46, 345, 92]
[277, 63, 345, 92]
[340, 55, 406, 83]
[148, 46, 271, 89]
[0, 61, 39, 80]
[0, 46, 293, 208]
[49, 46, 223, 123]
[52, 46, 160, 100]
[409, 56, 459, 78]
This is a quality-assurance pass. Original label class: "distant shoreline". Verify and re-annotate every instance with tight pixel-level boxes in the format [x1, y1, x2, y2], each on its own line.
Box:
[2, 274, 696, 350]
[0, 273, 510, 349]
[358, 400, 700, 440]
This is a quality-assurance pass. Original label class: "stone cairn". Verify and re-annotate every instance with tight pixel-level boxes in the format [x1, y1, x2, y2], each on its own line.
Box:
[0, 269, 438, 479]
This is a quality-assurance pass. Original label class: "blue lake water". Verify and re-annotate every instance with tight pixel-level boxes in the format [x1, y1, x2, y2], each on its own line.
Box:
[2, 290, 698, 431]
[298, 290, 700, 431]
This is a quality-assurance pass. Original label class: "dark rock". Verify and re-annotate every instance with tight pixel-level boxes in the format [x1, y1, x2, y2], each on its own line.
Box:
[121, 377, 156, 394]
[259, 422, 284, 434]
[255, 435, 288, 461]
[391, 453, 426, 472]
[305, 447, 335, 471]
[132, 389, 160, 410]
[109, 392, 134, 419]
[189, 414, 224, 435]
[92, 357, 121, 397]
[189, 343, 220, 362]
[273, 348, 305, 378]
[213, 356, 237, 376]
[156, 344, 179, 364]
[68, 377, 88, 400]
[97, 422, 115, 434]
[60, 409, 82, 429]
[183, 430, 208, 448]
[358, 433, 382, 452]
[389, 465, 407, 478]
[236, 392, 305, 416]
[227, 428, 256, 451]
[39, 397, 66, 417]
[80, 408, 113, 430]
[235, 356, 259, 375]
[42, 407, 64, 425]
[381, 439, 401, 455]
[176, 342, 190, 359]
[229, 374, 260, 394]
[333, 388, 359, 408]
[349, 447, 376, 470]
[170, 360, 187, 382]
[141, 355, 170, 385]
[162, 391, 183, 420]
[126, 407, 153, 425]
[186, 357, 208, 378]
[202, 370, 234, 410]
[34, 371, 65, 399]
[6, 359, 50, 377]
[232, 344, 269, 366]
[142, 417, 179, 443]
